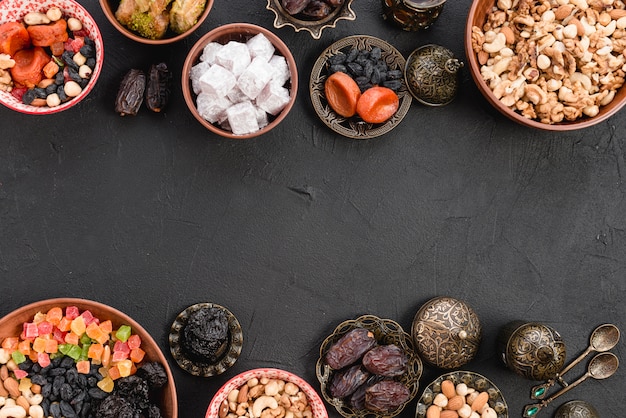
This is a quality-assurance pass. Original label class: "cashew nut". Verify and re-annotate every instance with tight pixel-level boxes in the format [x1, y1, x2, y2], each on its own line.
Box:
[252, 396, 279, 418]
[483, 32, 507, 53]
[0, 405, 27, 418]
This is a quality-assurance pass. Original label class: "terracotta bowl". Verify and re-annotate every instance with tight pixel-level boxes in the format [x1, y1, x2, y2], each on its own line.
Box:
[465, 0, 626, 130]
[99, 0, 213, 45]
[0, 0, 103, 115]
[205, 368, 328, 418]
[0, 298, 178, 417]
[182, 23, 298, 139]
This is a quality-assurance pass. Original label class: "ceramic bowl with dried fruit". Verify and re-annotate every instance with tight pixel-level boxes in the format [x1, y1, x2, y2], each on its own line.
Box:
[182, 23, 298, 139]
[205, 368, 328, 418]
[0, 0, 103, 115]
[315, 315, 423, 418]
[415, 371, 508, 418]
[310, 35, 412, 139]
[0, 298, 178, 417]
[99, 0, 213, 45]
[266, 0, 356, 40]
[465, 0, 626, 130]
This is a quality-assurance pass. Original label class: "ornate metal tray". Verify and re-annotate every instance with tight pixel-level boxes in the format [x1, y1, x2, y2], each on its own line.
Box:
[266, 0, 356, 40]
[310, 35, 412, 139]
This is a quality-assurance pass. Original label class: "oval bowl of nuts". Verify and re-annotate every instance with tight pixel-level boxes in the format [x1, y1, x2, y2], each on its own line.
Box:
[182, 23, 298, 139]
[465, 0, 626, 130]
[315, 315, 423, 418]
[0, 298, 178, 418]
[0, 0, 103, 115]
[265, 0, 357, 40]
[205, 368, 328, 418]
[416, 371, 508, 418]
[310, 35, 412, 139]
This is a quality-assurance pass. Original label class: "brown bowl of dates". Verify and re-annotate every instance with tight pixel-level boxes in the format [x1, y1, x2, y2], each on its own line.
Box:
[99, 0, 213, 45]
[266, 0, 356, 40]
[315, 315, 423, 418]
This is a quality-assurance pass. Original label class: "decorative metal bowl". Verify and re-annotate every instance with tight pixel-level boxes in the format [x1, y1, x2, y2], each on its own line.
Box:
[316, 315, 423, 418]
[266, 0, 356, 40]
[169, 302, 243, 377]
[310, 35, 412, 139]
[415, 371, 508, 418]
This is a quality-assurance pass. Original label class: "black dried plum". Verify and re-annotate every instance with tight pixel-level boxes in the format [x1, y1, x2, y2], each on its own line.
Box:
[325, 328, 377, 369]
[182, 306, 230, 363]
[146, 404, 163, 418]
[145, 62, 172, 113]
[329, 364, 370, 398]
[362, 344, 408, 377]
[365, 380, 410, 413]
[95, 394, 138, 418]
[136, 362, 168, 389]
[115, 69, 146, 116]
[116, 375, 150, 410]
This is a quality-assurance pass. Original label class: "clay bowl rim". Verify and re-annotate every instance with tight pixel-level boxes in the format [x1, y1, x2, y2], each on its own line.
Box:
[181, 22, 299, 140]
[0, 297, 178, 418]
[464, 0, 626, 131]
[98, 0, 214, 45]
[205, 367, 329, 418]
[0, 0, 104, 115]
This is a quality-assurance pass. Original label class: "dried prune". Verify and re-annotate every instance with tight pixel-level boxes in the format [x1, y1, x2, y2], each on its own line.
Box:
[329, 364, 370, 398]
[115, 69, 146, 116]
[362, 344, 408, 377]
[365, 380, 410, 412]
[145, 62, 172, 113]
[182, 306, 230, 363]
[325, 328, 377, 370]
[136, 362, 168, 389]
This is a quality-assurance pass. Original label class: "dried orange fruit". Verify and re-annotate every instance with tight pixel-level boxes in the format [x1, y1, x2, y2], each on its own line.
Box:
[356, 86, 399, 124]
[325, 71, 361, 117]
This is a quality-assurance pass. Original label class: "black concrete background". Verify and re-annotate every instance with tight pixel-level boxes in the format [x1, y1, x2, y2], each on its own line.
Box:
[1, 0, 625, 416]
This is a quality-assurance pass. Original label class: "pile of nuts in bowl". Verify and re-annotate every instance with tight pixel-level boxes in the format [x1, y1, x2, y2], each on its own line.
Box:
[471, 0, 626, 124]
[425, 379, 495, 418]
[218, 376, 313, 418]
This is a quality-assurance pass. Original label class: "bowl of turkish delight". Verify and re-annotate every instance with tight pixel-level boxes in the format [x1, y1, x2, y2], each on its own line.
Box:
[205, 368, 328, 418]
[315, 315, 423, 418]
[99, 0, 213, 45]
[0, 298, 177, 418]
[182, 23, 298, 139]
[0, 0, 103, 114]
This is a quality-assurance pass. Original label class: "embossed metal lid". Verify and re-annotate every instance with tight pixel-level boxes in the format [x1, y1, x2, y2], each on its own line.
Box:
[404, 44, 463, 106]
[411, 296, 482, 369]
[554, 400, 599, 418]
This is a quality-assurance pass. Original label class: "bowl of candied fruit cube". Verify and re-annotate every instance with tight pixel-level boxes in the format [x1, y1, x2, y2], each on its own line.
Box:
[205, 368, 328, 418]
[182, 23, 298, 139]
[266, 0, 356, 40]
[465, 0, 626, 130]
[0, 0, 104, 115]
[0, 298, 177, 418]
[99, 0, 213, 45]
[315, 315, 423, 418]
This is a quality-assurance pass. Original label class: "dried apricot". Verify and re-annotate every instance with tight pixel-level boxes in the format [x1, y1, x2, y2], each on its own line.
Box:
[10, 46, 51, 88]
[356, 86, 399, 124]
[0, 22, 31, 56]
[325, 71, 361, 118]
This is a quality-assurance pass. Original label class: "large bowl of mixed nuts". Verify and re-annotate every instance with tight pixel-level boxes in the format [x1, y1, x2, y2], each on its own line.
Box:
[465, 0, 626, 130]
[205, 368, 328, 418]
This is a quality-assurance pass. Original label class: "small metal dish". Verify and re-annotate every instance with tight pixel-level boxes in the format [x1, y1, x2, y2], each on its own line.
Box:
[169, 302, 243, 377]
[316, 315, 423, 418]
[310, 35, 412, 139]
[415, 371, 508, 418]
[266, 0, 356, 40]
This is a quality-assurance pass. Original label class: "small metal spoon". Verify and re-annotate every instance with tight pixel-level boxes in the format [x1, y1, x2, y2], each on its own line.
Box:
[523, 352, 619, 417]
[530, 323, 620, 399]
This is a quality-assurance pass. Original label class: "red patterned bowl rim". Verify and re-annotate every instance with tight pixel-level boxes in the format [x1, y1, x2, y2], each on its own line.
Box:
[0, 0, 104, 115]
[205, 368, 328, 418]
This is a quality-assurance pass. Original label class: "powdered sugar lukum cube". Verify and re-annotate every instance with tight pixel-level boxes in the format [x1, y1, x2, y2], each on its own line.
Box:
[215, 41, 251, 77]
[200, 42, 223, 64]
[227, 85, 249, 104]
[227, 101, 260, 135]
[246, 33, 275, 62]
[190, 61, 211, 95]
[268, 55, 290, 87]
[199, 64, 237, 97]
[237, 57, 274, 100]
[196, 92, 233, 124]
[256, 82, 290, 116]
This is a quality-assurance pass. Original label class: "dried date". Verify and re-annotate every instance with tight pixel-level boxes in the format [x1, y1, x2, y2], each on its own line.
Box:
[325, 328, 377, 370]
[362, 344, 408, 377]
[365, 380, 410, 412]
[302, 0, 331, 18]
[115, 69, 146, 116]
[282, 0, 311, 15]
[145, 62, 172, 113]
[329, 365, 370, 398]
